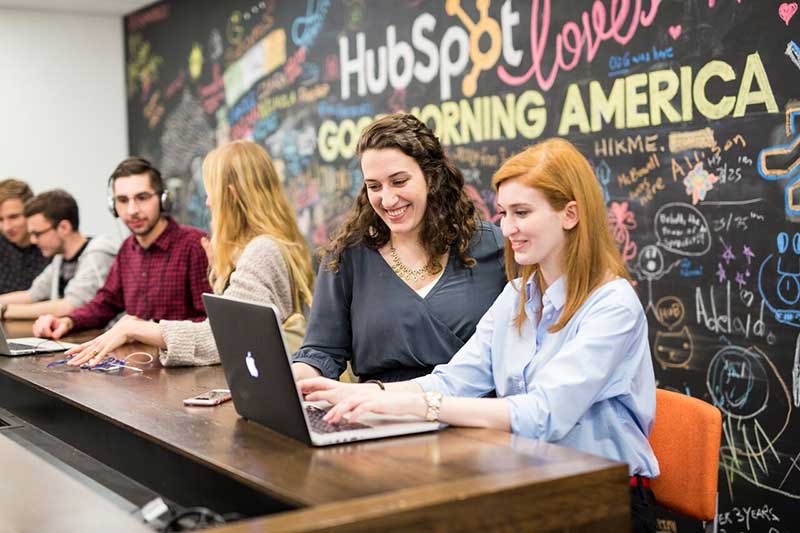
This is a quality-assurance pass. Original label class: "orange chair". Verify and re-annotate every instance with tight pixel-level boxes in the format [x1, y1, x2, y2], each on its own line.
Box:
[648, 388, 722, 523]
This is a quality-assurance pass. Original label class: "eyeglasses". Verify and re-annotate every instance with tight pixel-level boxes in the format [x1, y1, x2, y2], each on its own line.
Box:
[114, 191, 157, 206]
[28, 225, 55, 238]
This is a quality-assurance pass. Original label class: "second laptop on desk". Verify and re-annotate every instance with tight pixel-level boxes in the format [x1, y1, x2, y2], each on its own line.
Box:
[0, 324, 77, 357]
[203, 294, 442, 446]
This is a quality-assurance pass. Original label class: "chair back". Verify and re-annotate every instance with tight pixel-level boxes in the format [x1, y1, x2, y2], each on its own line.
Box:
[649, 389, 722, 521]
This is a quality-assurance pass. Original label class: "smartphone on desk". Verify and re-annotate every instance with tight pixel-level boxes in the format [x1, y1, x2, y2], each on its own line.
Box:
[183, 389, 231, 406]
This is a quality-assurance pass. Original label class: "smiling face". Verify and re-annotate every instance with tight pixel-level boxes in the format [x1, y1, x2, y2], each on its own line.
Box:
[27, 213, 64, 257]
[0, 198, 30, 246]
[361, 148, 429, 240]
[497, 178, 577, 283]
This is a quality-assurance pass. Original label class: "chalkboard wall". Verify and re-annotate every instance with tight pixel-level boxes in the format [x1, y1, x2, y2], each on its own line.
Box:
[125, 1, 798, 530]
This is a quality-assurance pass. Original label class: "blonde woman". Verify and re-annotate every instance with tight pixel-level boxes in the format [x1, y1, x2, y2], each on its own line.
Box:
[66, 141, 314, 367]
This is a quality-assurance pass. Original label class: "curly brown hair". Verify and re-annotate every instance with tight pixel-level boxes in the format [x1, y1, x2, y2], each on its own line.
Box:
[323, 113, 480, 272]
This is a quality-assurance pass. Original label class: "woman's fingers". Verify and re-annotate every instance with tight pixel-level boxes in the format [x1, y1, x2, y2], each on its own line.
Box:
[323, 392, 375, 423]
[88, 337, 121, 366]
[297, 377, 336, 394]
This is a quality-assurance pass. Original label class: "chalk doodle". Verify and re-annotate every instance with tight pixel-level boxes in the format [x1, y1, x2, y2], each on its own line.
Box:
[264, 110, 317, 178]
[758, 232, 800, 328]
[653, 296, 694, 370]
[594, 160, 611, 204]
[632, 244, 680, 315]
[679, 258, 703, 277]
[722, 242, 736, 265]
[779, 2, 798, 26]
[787, 40, 800, 72]
[709, 346, 770, 420]
[607, 201, 638, 263]
[208, 29, 224, 61]
[717, 262, 727, 283]
[127, 34, 163, 99]
[188, 43, 203, 80]
[344, 0, 366, 31]
[159, 90, 216, 225]
[758, 104, 800, 216]
[654, 202, 712, 257]
[684, 162, 719, 205]
[291, 0, 331, 49]
[708, 344, 796, 500]
[226, 10, 245, 46]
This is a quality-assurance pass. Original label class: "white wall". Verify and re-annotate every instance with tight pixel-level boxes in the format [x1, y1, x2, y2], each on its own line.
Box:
[0, 8, 128, 241]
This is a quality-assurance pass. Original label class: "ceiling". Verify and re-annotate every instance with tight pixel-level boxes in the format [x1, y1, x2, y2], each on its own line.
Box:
[0, 0, 155, 16]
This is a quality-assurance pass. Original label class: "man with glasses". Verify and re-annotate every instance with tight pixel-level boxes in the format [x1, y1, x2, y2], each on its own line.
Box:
[0, 190, 118, 320]
[0, 178, 50, 294]
[33, 157, 211, 339]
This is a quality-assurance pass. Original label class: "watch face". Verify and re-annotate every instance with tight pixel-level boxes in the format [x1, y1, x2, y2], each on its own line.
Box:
[425, 391, 442, 421]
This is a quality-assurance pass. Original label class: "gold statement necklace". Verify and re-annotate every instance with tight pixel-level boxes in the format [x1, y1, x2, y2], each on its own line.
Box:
[389, 245, 431, 283]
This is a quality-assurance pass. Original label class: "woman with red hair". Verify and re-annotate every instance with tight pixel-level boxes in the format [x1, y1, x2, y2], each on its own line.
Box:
[299, 138, 659, 532]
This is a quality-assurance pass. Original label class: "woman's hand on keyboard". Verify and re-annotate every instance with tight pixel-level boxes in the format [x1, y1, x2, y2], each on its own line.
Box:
[298, 377, 379, 405]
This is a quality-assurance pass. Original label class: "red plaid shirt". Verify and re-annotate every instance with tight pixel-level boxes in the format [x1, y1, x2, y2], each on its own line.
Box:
[68, 217, 211, 331]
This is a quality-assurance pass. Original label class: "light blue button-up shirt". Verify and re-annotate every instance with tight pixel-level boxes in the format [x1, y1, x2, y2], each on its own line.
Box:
[414, 276, 660, 477]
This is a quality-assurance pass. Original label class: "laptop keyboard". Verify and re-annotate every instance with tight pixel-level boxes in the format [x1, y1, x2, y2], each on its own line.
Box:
[305, 405, 369, 433]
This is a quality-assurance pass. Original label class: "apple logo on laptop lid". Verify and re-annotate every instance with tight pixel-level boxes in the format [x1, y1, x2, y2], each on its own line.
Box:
[245, 351, 259, 378]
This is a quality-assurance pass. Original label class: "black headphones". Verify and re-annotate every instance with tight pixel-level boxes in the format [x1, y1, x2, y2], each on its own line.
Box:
[107, 157, 172, 218]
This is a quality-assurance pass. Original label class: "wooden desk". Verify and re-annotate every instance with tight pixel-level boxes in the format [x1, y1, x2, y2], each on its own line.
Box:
[0, 433, 151, 533]
[0, 320, 630, 531]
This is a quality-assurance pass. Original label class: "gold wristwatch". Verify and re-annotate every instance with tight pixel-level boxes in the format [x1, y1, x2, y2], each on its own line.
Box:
[424, 391, 443, 422]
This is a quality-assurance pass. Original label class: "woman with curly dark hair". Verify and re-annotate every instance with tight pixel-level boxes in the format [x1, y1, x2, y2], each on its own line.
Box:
[292, 113, 506, 382]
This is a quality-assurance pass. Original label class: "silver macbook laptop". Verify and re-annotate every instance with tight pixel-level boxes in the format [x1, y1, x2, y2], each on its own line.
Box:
[0, 324, 77, 357]
[203, 294, 442, 446]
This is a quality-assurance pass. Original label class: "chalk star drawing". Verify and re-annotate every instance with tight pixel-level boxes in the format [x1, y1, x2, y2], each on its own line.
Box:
[722, 241, 736, 265]
[717, 262, 727, 283]
[683, 162, 719, 205]
[743, 244, 755, 265]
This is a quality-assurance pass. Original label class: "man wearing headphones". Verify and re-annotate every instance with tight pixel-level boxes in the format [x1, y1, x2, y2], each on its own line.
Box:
[0, 190, 118, 320]
[33, 157, 211, 339]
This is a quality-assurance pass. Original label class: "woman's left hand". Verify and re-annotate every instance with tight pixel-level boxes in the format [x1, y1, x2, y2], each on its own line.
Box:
[322, 389, 428, 424]
[65, 317, 143, 367]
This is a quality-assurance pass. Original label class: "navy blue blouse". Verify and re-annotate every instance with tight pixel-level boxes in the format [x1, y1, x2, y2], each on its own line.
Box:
[293, 222, 507, 381]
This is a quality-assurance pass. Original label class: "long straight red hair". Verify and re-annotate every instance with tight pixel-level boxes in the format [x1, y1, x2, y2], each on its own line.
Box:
[492, 138, 630, 333]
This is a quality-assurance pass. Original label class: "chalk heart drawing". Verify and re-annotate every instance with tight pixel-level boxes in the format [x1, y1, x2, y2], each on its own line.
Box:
[668, 25, 682, 40]
[780, 2, 798, 25]
[708, 0, 715, 7]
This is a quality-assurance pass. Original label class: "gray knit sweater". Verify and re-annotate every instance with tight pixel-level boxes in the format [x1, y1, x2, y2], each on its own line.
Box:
[158, 236, 294, 367]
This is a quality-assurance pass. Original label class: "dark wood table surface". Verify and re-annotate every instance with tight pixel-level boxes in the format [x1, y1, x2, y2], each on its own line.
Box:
[0, 319, 630, 532]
